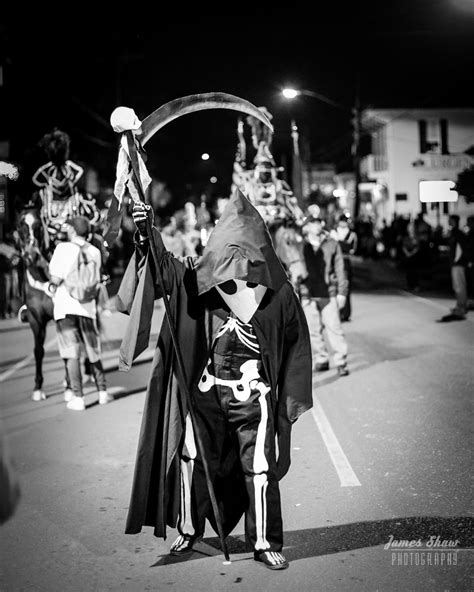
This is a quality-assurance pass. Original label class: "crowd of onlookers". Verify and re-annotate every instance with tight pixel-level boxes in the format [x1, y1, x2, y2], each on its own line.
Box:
[351, 210, 474, 319]
[2, 201, 474, 321]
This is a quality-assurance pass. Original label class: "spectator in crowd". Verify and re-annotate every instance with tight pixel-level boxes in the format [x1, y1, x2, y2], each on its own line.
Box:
[47, 216, 112, 410]
[159, 215, 199, 257]
[330, 212, 358, 321]
[0, 236, 21, 319]
[465, 215, 474, 311]
[414, 211, 434, 282]
[391, 215, 411, 264]
[440, 214, 469, 321]
[380, 218, 394, 259]
[401, 222, 421, 292]
[300, 213, 350, 376]
[354, 217, 377, 259]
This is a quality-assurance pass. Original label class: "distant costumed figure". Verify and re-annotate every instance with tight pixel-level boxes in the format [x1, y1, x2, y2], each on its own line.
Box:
[31, 129, 100, 251]
[232, 107, 305, 229]
[231, 108, 308, 290]
[14, 130, 105, 399]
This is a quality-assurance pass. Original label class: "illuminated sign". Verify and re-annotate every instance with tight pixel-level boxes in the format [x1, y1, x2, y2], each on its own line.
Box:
[419, 180, 459, 203]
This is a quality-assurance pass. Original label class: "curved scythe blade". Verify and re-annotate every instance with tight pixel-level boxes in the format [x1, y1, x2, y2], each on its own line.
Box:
[139, 92, 273, 146]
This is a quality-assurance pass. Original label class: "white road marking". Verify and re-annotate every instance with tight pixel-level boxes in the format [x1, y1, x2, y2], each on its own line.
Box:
[0, 337, 57, 383]
[311, 397, 361, 487]
[398, 290, 474, 323]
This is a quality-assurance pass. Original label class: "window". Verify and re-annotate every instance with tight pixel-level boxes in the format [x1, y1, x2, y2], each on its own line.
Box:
[372, 126, 387, 157]
[418, 118, 445, 154]
[440, 119, 449, 154]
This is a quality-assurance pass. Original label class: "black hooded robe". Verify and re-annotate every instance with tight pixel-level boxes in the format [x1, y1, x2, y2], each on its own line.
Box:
[119, 190, 313, 540]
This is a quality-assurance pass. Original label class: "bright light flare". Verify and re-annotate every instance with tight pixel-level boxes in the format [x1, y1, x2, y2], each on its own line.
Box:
[282, 88, 300, 99]
[201, 153, 210, 161]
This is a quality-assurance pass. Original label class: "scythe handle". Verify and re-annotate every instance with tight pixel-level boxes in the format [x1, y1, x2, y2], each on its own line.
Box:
[125, 132, 230, 562]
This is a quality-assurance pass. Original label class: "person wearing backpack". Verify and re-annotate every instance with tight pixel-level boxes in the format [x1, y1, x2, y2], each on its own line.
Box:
[48, 216, 112, 410]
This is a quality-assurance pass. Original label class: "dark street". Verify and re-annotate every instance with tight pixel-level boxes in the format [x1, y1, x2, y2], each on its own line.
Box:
[1, 257, 472, 591]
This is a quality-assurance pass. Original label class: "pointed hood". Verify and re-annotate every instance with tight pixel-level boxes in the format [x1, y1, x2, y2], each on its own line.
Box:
[196, 188, 288, 295]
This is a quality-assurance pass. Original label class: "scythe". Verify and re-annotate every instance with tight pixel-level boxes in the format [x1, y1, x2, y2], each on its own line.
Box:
[113, 92, 273, 562]
[138, 91, 273, 146]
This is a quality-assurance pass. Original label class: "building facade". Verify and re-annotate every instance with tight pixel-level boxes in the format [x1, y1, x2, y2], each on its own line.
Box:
[360, 108, 474, 228]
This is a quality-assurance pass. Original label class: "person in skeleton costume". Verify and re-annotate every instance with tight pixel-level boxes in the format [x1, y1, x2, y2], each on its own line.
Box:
[119, 188, 312, 570]
[31, 129, 100, 251]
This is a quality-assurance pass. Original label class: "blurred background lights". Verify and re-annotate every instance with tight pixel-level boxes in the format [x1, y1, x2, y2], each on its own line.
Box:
[210, 176, 217, 184]
[201, 153, 210, 161]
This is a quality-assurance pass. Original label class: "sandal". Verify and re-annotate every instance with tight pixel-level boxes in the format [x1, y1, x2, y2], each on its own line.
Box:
[254, 550, 289, 570]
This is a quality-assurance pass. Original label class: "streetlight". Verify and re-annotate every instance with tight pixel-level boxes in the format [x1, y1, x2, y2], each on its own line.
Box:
[281, 86, 362, 218]
[282, 87, 347, 111]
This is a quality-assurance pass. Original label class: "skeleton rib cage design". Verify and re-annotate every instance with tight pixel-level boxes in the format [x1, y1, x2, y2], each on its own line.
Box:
[32, 160, 101, 245]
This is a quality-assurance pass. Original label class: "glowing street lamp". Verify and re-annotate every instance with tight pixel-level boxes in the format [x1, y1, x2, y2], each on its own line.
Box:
[282, 88, 300, 99]
[282, 87, 347, 110]
[281, 86, 362, 217]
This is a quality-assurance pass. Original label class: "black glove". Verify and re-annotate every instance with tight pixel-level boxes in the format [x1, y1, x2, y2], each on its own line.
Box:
[132, 203, 154, 239]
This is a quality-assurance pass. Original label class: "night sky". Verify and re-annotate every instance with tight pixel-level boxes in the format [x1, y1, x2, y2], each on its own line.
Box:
[3, 2, 474, 204]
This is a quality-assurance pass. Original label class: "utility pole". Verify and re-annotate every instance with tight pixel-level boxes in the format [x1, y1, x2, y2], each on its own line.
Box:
[352, 77, 362, 219]
[291, 119, 304, 208]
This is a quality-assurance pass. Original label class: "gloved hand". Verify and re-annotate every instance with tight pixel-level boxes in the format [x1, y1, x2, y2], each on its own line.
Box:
[336, 294, 347, 310]
[132, 203, 154, 238]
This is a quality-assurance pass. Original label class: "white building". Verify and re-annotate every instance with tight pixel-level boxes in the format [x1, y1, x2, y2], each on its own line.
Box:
[360, 108, 474, 228]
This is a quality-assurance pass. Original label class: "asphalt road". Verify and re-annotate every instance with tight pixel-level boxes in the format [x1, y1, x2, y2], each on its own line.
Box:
[0, 260, 473, 592]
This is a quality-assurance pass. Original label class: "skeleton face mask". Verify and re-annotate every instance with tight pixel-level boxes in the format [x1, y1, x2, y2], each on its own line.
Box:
[216, 279, 267, 323]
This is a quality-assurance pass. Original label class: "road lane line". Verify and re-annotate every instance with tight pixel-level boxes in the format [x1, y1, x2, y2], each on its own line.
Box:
[311, 397, 361, 487]
[398, 290, 474, 323]
[0, 337, 57, 383]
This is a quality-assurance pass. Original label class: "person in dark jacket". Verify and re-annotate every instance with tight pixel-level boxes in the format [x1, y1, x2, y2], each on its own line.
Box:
[465, 215, 474, 311]
[440, 214, 469, 321]
[300, 213, 350, 376]
[330, 212, 358, 321]
[118, 189, 313, 570]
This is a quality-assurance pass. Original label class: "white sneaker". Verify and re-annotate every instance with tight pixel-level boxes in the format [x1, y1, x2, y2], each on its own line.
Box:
[67, 396, 86, 411]
[64, 388, 74, 402]
[32, 390, 46, 402]
[98, 390, 113, 405]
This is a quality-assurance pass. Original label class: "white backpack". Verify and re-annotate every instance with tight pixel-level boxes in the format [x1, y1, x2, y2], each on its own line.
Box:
[63, 244, 99, 303]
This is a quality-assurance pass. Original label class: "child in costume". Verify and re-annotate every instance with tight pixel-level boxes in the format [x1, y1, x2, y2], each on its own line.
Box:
[119, 189, 313, 570]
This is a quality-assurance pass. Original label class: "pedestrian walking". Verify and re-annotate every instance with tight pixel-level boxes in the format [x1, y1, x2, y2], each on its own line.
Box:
[300, 213, 350, 376]
[330, 212, 358, 321]
[120, 190, 312, 570]
[47, 216, 112, 410]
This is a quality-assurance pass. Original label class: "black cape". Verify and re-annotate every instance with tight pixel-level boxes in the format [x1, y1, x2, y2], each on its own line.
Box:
[119, 189, 313, 539]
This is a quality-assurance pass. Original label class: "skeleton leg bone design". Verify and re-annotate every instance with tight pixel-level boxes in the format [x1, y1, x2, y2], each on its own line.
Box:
[178, 414, 197, 536]
[179, 360, 272, 549]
